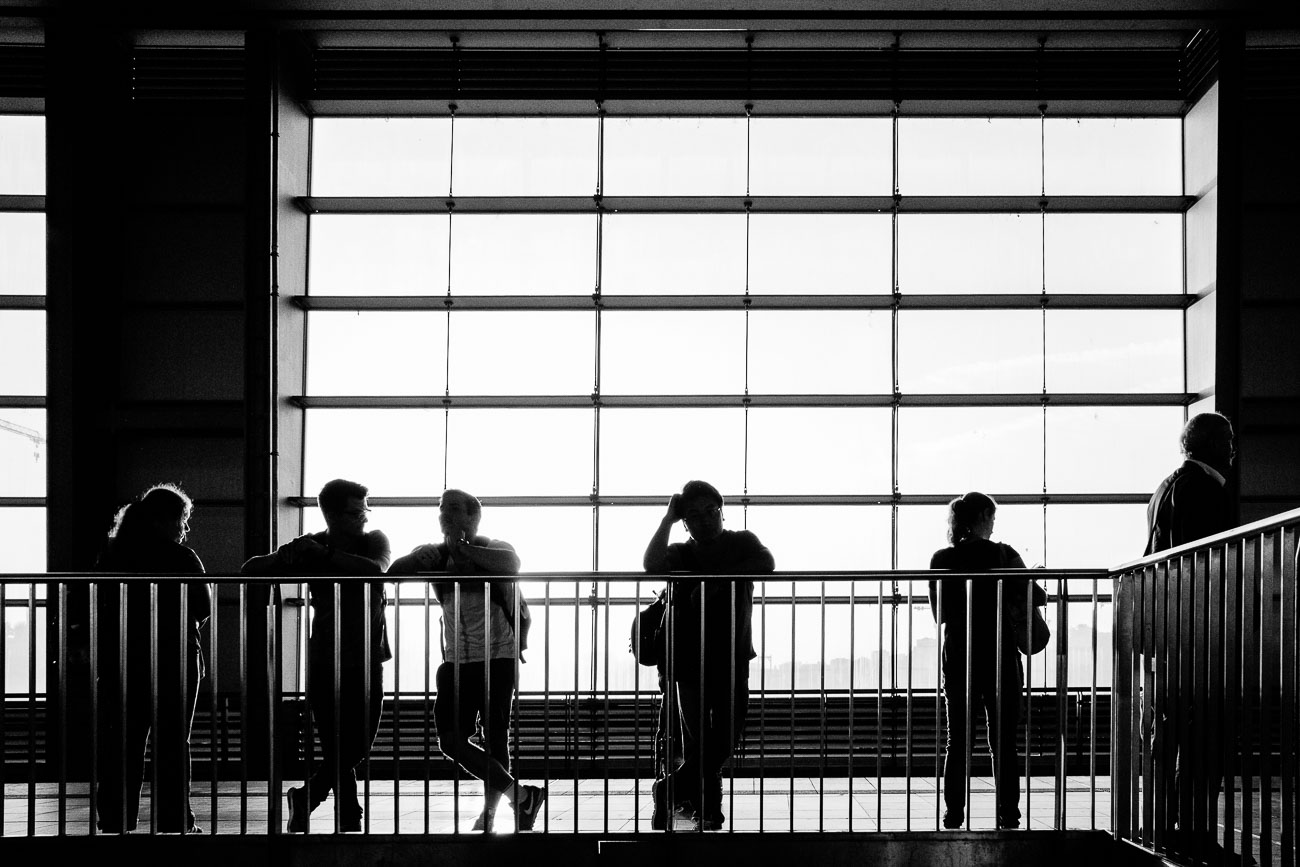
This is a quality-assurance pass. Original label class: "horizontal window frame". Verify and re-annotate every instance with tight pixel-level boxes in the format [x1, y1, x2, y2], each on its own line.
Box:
[286, 493, 1152, 508]
[294, 393, 1193, 409]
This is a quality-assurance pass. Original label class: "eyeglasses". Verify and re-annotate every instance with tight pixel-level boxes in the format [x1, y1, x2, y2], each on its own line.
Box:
[683, 505, 721, 521]
[343, 508, 371, 518]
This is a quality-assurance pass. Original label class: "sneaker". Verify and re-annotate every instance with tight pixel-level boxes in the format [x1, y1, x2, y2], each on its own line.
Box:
[942, 809, 964, 829]
[472, 809, 495, 833]
[286, 786, 309, 833]
[697, 812, 725, 831]
[515, 784, 546, 831]
[340, 816, 363, 833]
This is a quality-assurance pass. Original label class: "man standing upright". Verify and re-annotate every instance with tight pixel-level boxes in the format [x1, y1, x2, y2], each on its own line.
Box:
[241, 478, 392, 833]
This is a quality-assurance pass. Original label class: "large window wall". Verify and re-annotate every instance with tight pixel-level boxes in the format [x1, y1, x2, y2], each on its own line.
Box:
[0, 113, 47, 691]
[298, 111, 1193, 696]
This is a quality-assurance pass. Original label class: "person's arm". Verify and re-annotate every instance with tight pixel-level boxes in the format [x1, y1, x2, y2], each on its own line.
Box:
[644, 494, 682, 573]
[389, 543, 445, 575]
[730, 531, 775, 574]
[452, 537, 521, 575]
[240, 544, 290, 575]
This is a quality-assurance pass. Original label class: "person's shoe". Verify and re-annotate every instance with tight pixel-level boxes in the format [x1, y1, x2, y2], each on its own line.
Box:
[515, 784, 546, 831]
[697, 811, 725, 831]
[472, 809, 495, 833]
[650, 779, 668, 830]
[942, 809, 964, 829]
[285, 786, 309, 833]
[340, 815, 363, 833]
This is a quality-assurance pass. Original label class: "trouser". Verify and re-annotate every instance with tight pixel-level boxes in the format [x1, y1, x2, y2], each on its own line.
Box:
[654, 668, 683, 780]
[661, 667, 749, 822]
[435, 659, 518, 795]
[95, 657, 201, 833]
[303, 652, 385, 819]
[942, 656, 1023, 828]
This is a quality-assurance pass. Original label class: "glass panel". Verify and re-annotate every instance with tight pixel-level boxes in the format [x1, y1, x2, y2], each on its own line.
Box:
[0, 213, 45, 295]
[447, 408, 591, 496]
[748, 118, 893, 195]
[1045, 406, 1185, 494]
[747, 408, 892, 496]
[1045, 503, 1150, 569]
[310, 118, 450, 196]
[897, 407, 1044, 494]
[748, 310, 892, 394]
[602, 117, 747, 196]
[450, 214, 595, 295]
[598, 504, 676, 574]
[897, 502, 1044, 570]
[0, 508, 45, 571]
[448, 311, 593, 395]
[304, 408, 447, 496]
[1044, 118, 1182, 195]
[1045, 309, 1183, 393]
[748, 214, 893, 295]
[898, 310, 1042, 393]
[898, 214, 1042, 294]
[306, 311, 447, 396]
[1045, 213, 1183, 294]
[0, 115, 44, 195]
[600, 214, 746, 295]
[0, 311, 45, 395]
[898, 118, 1041, 195]
[599, 408, 745, 495]
[0, 409, 46, 496]
[452, 118, 597, 196]
[745, 505, 893, 573]
[4, 601, 47, 693]
[309, 215, 448, 296]
[599, 311, 745, 395]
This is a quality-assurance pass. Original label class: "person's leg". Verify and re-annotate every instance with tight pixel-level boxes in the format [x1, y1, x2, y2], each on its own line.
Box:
[659, 678, 704, 820]
[303, 655, 338, 815]
[152, 652, 202, 832]
[435, 662, 516, 793]
[96, 678, 147, 833]
[481, 659, 518, 820]
[697, 667, 750, 826]
[941, 677, 968, 828]
[986, 663, 1023, 829]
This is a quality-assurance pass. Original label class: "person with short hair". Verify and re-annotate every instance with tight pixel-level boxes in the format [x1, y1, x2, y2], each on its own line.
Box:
[92, 483, 211, 834]
[1144, 411, 1236, 556]
[643, 479, 774, 831]
[241, 478, 391, 833]
[388, 488, 545, 833]
[929, 491, 1045, 831]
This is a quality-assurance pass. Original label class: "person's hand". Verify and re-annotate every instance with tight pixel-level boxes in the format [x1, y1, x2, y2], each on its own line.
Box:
[410, 543, 442, 570]
[283, 535, 327, 567]
[664, 493, 682, 523]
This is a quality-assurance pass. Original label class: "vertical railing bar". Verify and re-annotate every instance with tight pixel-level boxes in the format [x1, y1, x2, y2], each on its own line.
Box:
[633, 579, 642, 831]
[935, 579, 943, 830]
[542, 581, 551, 833]
[759, 580, 767, 832]
[1281, 527, 1297, 867]
[847, 578, 855, 833]
[391, 578, 401, 834]
[31, 581, 43, 838]
[728, 577, 737, 834]
[1089, 574, 1098, 831]
[56, 582, 67, 835]
[148, 580, 159, 836]
[1208, 544, 1227, 856]
[363, 579, 373, 835]
[0, 582, 6, 837]
[1259, 532, 1279, 867]
[905, 579, 914, 832]
[818, 578, 826, 832]
[1242, 537, 1259, 867]
[1224, 542, 1242, 861]
[963, 577, 973, 830]
[1055, 577, 1069, 831]
[876, 577, 884, 826]
[602, 580, 610, 835]
[573, 577, 580, 830]
[789, 580, 795, 832]
[696, 576, 705, 835]
[1153, 558, 1168, 851]
[480, 581, 490, 834]
[206, 579, 217, 835]
[423, 581, 432, 835]
[451, 580, 460, 831]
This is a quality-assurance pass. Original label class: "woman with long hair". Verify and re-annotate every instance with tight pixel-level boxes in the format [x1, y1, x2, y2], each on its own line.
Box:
[928, 491, 1046, 830]
[93, 483, 211, 834]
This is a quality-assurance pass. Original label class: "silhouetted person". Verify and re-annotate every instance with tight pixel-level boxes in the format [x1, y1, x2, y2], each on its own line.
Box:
[92, 483, 211, 834]
[644, 480, 774, 831]
[389, 488, 545, 832]
[241, 478, 391, 833]
[929, 491, 1045, 830]
[1140, 412, 1239, 863]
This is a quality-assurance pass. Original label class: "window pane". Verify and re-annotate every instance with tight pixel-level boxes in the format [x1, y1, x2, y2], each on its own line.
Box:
[745, 505, 893, 572]
[452, 118, 597, 196]
[0, 410, 45, 496]
[749, 310, 891, 394]
[311, 118, 450, 196]
[0, 115, 44, 195]
[1045, 406, 1185, 494]
[1045, 503, 1149, 568]
[603, 118, 747, 196]
[747, 408, 892, 495]
[304, 408, 447, 496]
[897, 503, 1044, 571]
[1045, 310, 1183, 393]
[0, 311, 45, 394]
[1044, 118, 1182, 195]
[598, 504, 675, 573]
[898, 214, 1042, 294]
[599, 408, 745, 495]
[447, 408, 591, 496]
[306, 311, 447, 395]
[5, 599, 47, 693]
[749, 118, 892, 195]
[1045, 214, 1183, 294]
[309, 215, 447, 296]
[898, 118, 1041, 195]
[0, 213, 44, 295]
[449, 311, 593, 395]
[600, 311, 745, 395]
[897, 407, 1044, 494]
[898, 310, 1042, 393]
[374, 504, 593, 575]
[748, 214, 892, 294]
[601, 214, 746, 295]
[451, 214, 594, 295]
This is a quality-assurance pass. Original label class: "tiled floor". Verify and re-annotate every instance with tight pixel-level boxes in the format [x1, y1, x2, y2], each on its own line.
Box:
[5, 775, 1108, 836]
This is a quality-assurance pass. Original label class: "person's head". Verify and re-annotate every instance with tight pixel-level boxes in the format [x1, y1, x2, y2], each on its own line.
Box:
[947, 491, 997, 545]
[317, 478, 370, 538]
[679, 479, 725, 543]
[438, 488, 482, 541]
[109, 483, 193, 545]
[1180, 412, 1235, 475]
